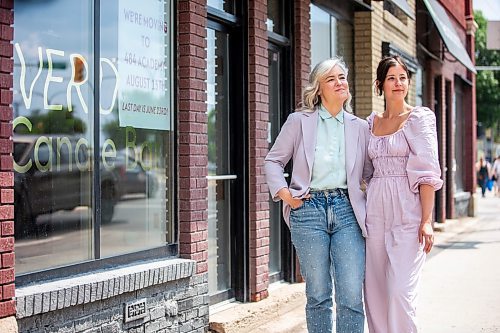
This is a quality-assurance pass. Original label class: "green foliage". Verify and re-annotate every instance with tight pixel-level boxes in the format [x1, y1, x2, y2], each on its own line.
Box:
[14, 108, 86, 134]
[475, 10, 500, 128]
[101, 106, 160, 149]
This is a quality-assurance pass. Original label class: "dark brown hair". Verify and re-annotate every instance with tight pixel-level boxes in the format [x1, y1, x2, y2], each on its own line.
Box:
[375, 55, 411, 96]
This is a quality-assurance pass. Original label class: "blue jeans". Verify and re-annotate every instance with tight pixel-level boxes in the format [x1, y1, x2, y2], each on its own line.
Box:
[290, 189, 365, 333]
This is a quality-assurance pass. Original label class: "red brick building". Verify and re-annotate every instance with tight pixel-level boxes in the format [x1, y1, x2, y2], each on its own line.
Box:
[416, 0, 477, 220]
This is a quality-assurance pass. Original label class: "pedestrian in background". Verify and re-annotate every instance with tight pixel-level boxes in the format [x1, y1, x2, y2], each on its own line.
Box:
[492, 156, 500, 197]
[364, 55, 443, 333]
[476, 157, 491, 198]
[265, 57, 373, 333]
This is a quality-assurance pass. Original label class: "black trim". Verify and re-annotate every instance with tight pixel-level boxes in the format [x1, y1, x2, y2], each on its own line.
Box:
[172, 0, 179, 245]
[267, 0, 296, 284]
[268, 31, 290, 46]
[454, 73, 473, 87]
[209, 290, 235, 306]
[352, 0, 373, 11]
[16, 0, 180, 283]
[207, 3, 249, 304]
[207, 6, 240, 26]
[93, 0, 101, 259]
[232, 2, 249, 303]
[16, 244, 178, 286]
[382, 41, 419, 73]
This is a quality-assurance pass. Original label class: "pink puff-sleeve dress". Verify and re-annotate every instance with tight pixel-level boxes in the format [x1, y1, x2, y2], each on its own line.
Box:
[364, 106, 443, 333]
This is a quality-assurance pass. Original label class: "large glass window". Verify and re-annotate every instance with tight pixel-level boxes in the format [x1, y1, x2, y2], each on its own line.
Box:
[13, 0, 175, 275]
[207, 0, 235, 14]
[310, 4, 354, 73]
[310, 4, 354, 94]
[206, 27, 232, 298]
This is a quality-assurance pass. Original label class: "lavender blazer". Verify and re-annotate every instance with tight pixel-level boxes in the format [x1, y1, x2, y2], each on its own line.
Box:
[264, 109, 373, 237]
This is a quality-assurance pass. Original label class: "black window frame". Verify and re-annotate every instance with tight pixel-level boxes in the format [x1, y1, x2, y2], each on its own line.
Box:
[15, 0, 179, 287]
[206, 2, 248, 304]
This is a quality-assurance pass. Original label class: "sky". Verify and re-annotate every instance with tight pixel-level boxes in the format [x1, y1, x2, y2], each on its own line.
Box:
[473, 0, 500, 20]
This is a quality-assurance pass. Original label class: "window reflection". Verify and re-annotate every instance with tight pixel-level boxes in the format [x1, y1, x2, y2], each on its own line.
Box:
[207, 0, 235, 14]
[267, 0, 283, 35]
[99, 0, 173, 258]
[13, 0, 174, 274]
[13, 0, 94, 274]
[206, 28, 232, 295]
[310, 4, 354, 89]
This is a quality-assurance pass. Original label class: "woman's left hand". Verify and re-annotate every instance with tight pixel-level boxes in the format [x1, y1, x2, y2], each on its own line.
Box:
[419, 221, 434, 253]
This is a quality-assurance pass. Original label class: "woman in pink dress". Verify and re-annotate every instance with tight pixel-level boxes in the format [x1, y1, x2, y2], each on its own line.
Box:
[364, 55, 443, 333]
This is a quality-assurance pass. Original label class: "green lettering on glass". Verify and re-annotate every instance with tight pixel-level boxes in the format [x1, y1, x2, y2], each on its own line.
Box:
[102, 139, 117, 170]
[125, 126, 138, 170]
[34, 136, 52, 172]
[13, 116, 33, 173]
[75, 138, 90, 171]
[43, 49, 65, 111]
[15, 44, 44, 110]
[100, 58, 119, 115]
[56, 136, 72, 171]
[140, 141, 153, 171]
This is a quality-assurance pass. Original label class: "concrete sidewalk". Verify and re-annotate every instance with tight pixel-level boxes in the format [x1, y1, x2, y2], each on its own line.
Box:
[209, 193, 485, 333]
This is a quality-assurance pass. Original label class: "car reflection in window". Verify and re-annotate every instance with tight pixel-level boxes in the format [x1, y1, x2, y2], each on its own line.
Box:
[110, 149, 158, 200]
[13, 136, 157, 239]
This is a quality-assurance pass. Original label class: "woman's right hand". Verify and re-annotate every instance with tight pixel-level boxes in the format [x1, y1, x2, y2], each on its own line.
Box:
[277, 188, 308, 209]
[288, 197, 305, 209]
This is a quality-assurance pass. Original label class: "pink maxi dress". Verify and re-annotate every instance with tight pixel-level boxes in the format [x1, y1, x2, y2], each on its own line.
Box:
[364, 107, 443, 333]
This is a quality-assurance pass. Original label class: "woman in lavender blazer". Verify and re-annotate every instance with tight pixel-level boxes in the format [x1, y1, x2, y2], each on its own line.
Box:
[265, 57, 373, 333]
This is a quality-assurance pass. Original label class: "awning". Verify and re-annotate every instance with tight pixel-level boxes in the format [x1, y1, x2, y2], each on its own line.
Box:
[389, 0, 415, 20]
[422, 0, 476, 73]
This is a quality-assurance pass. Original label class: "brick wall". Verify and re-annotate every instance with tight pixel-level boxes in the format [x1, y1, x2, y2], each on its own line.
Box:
[439, 0, 466, 28]
[16, 259, 207, 333]
[464, 12, 477, 200]
[177, 0, 209, 276]
[354, 0, 417, 119]
[248, 0, 270, 302]
[294, 0, 311, 108]
[354, 10, 375, 118]
[0, 0, 14, 324]
[435, 74, 447, 223]
[293, 0, 310, 283]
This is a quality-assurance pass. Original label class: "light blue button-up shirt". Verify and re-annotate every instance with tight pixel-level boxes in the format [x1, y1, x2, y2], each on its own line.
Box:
[310, 105, 347, 190]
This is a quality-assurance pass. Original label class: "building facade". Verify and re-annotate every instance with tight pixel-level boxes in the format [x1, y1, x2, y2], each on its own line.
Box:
[416, 0, 477, 219]
[0, 0, 476, 331]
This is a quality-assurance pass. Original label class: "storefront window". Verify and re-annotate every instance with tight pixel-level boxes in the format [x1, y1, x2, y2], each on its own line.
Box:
[310, 4, 332, 69]
[310, 4, 354, 87]
[207, 0, 235, 14]
[267, 0, 284, 35]
[13, 0, 175, 275]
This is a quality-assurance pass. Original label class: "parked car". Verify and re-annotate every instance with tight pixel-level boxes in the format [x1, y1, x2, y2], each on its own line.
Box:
[110, 149, 158, 198]
[13, 135, 121, 237]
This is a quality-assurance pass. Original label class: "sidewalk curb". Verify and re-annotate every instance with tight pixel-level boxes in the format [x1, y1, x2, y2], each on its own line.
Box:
[429, 216, 478, 259]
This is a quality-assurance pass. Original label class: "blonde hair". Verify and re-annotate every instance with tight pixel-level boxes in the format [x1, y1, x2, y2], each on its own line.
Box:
[299, 57, 352, 113]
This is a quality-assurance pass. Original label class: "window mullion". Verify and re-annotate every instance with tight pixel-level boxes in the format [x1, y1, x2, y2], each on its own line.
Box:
[93, 0, 101, 259]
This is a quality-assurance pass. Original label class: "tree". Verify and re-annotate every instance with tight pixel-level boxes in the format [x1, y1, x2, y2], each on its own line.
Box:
[474, 10, 500, 129]
[14, 108, 86, 134]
